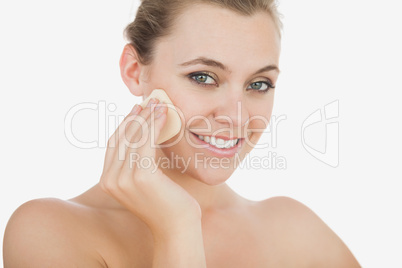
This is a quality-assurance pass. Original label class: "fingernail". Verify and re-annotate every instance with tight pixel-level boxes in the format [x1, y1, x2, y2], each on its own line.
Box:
[131, 104, 141, 114]
[147, 98, 159, 108]
[155, 101, 165, 110]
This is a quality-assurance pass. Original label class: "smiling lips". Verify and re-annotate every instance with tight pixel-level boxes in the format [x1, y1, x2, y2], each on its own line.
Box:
[194, 134, 239, 149]
[189, 131, 244, 158]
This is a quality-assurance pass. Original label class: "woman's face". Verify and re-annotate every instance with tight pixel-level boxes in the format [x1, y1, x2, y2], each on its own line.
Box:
[138, 3, 281, 185]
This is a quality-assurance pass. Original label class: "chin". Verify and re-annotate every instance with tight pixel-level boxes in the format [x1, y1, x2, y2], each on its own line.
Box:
[186, 167, 235, 186]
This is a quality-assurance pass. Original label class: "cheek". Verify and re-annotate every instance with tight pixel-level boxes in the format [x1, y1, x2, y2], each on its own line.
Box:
[248, 117, 269, 140]
[169, 90, 213, 121]
[247, 97, 274, 134]
[141, 65, 177, 97]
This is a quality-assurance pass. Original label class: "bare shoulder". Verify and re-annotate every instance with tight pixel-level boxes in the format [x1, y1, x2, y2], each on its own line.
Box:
[3, 198, 106, 268]
[256, 196, 361, 267]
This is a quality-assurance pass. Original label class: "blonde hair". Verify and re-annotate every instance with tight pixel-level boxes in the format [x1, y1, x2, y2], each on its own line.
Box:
[124, 0, 283, 65]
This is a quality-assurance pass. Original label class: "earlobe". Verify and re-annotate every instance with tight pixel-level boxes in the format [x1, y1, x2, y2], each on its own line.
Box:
[119, 44, 144, 97]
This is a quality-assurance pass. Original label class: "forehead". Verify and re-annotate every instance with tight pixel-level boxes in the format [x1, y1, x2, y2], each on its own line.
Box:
[155, 3, 281, 69]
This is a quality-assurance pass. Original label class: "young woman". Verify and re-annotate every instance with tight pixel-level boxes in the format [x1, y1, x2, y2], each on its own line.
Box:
[3, 0, 360, 267]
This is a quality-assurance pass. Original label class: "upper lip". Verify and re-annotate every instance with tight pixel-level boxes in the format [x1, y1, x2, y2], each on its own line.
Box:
[190, 131, 243, 141]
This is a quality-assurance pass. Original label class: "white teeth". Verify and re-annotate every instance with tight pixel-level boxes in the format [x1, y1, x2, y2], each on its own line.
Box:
[226, 140, 236, 148]
[210, 137, 216, 145]
[196, 134, 239, 149]
[223, 140, 232, 148]
[216, 138, 225, 146]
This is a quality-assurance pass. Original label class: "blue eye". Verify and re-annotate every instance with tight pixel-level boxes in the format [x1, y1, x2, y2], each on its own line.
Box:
[187, 72, 275, 93]
[188, 72, 217, 87]
[247, 81, 275, 93]
[188, 72, 218, 86]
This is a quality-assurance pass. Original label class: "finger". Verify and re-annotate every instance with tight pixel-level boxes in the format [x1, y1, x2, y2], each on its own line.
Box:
[122, 98, 159, 145]
[103, 104, 143, 172]
[116, 98, 160, 164]
[106, 104, 143, 153]
[110, 98, 158, 152]
[108, 98, 159, 168]
[107, 98, 161, 179]
[100, 102, 150, 193]
[124, 102, 168, 177]
[144, 102, 168, 158]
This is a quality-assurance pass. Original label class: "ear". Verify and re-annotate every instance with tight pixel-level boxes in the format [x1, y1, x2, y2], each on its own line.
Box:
[119, 44, 144, 97]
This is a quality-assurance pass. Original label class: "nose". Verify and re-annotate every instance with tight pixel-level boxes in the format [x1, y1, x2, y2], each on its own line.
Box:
[212, 89, 250, 129]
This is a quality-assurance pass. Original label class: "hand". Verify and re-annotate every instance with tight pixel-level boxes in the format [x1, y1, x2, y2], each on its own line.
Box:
[99, 98, 201, 237]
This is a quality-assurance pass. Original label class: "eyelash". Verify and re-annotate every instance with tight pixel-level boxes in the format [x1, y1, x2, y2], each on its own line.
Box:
[187, 72, 275, 93]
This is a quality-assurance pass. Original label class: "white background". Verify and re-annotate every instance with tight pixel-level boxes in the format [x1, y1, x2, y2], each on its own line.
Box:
[1, 0, 401, 267]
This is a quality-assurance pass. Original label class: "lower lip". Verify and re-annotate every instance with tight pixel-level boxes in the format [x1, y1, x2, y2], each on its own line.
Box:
[189, 132, 243, 158]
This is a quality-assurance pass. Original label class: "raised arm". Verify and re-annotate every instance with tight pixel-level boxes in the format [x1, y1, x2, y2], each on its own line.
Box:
[99, 98, 206, 268]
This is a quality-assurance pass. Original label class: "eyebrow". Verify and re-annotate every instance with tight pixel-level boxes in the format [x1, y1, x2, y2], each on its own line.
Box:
[178, 56, 280, 75]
